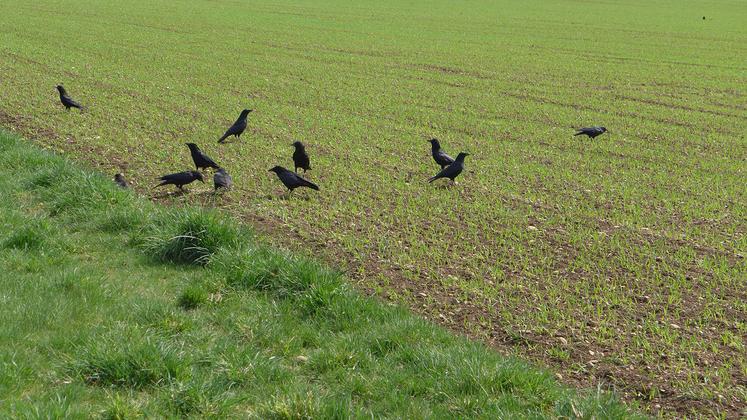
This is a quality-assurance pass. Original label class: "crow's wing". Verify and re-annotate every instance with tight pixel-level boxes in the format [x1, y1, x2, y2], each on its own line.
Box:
[429, 161, 463, 182]
[293, 150, 310, 168]
[429, 165, 450, 182]
[223, 117, 246, 136]
[62, 95, 82, 109]
[278, 170, 317, 190]
[436, 150, 454, 165]
[159, 171, 191, 185]
[214, 171, 232, 189]
[278, 170, 300, 188]
[198, 151, 219, 168]
[296, 176, 319, 190]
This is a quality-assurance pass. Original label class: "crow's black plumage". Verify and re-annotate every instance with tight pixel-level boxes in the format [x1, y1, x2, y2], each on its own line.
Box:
[155, 170, 204, 190]
[56, 85, 83, 111]
[269, 166, 319, 193]
[428, 138, 454, 169]
[186, 143, 220, 171]
[574, 126, 607, 139]
[218, 109, 252, 143]
[114, 173, 129, 189]
[429, 152, 469, 183]
[292, 141, 311, 173]
[213, 167, 232, 191]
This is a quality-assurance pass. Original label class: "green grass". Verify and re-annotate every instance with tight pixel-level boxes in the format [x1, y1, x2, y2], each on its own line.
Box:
[0, 130, 635, 417]
[0, 0, 745, 416]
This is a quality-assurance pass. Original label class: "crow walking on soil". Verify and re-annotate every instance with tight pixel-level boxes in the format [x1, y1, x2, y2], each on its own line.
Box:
[213, 167, 233, 191]
[292, 141, 311, 173]
[218, 109, 252, 143]
[186, 143, 220, 171]
[429, 152, 469, 184]
[114, 173, 129, 189]
[56, 85, 83, 111]
[428, 138, 454, 169]
[155, 171, 204, 191]
[269, 166, 319, 194]
[574, 126, 607, 139]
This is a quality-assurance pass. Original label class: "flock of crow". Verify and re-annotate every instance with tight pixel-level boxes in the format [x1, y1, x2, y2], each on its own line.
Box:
[56, 84, 608, 196]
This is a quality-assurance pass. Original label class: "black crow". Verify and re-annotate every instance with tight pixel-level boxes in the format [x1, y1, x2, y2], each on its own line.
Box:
[156, 171, 204, 190]
[429, 152, 469, 183]
[114, 173, 129, 189]
[292, 141, 311, 173]
[428, 138, 454, 169]
[213, 167, 232, 191]
[186, 143, 220, 171]
[269, 166, 319, 193]
[56, 85, 83, 111]
[218, 109, 252, 143]
[574, 126, 607, 139]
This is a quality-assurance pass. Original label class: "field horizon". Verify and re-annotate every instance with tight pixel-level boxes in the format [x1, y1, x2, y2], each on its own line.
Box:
[1, 0, 745, 417]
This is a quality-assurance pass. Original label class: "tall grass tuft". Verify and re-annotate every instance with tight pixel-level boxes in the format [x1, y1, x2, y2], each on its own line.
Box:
[140, 211, 241, 265]
[72, 328, 189, 389]
[2, 218, 54, 250]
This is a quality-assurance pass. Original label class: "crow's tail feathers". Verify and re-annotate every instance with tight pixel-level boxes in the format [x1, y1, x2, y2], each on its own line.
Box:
[428, 175, 439, 183]
[218, 133, 229, 143]
[573, 131, 583, 136]
[302, 179, 320, 191]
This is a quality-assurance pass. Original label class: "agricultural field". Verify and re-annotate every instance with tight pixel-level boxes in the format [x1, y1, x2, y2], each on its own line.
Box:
[0, 130, 634, 417]
[0, 0, 745, 417]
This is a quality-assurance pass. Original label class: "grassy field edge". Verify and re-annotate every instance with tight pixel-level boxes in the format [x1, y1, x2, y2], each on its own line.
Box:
[0, 129, 636, 417]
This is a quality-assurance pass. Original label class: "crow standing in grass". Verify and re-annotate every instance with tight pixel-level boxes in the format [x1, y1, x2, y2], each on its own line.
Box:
[186, 143, 220, 171]
[428, 138, 454, 169]
[155, 171, 204, 191]
[213, 167, 232, 191]
[56, 85, 83, 111]
[574, 126, 607, 139]
[269, 166, 319, 194]
[218, 109, 252, 143]
[114, 173, 129, 189]
[429, 152, 469, 184]
[292, 141, 311, 173]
